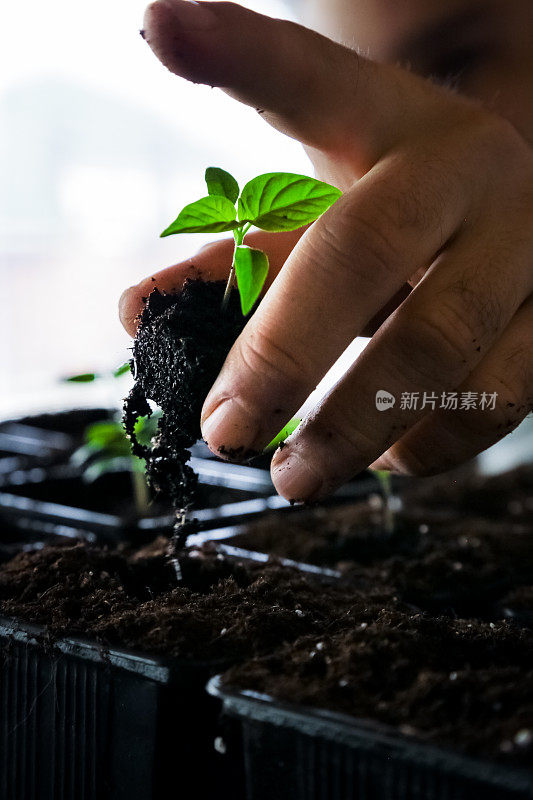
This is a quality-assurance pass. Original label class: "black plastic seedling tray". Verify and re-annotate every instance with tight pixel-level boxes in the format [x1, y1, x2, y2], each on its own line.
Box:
[208, 677, 533, 800]
[0, 453, 26, 475]
[4, 407, 114, 439]
[0, 617, 244, 800]
[0, 460, 277, 544]
[0, 546, 345, 800]
[0, 409, 115, 467]
[0, 461, 383, 549]
[0, 427, 69, 472]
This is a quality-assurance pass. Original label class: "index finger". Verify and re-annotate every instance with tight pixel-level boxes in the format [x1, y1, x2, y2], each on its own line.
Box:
[142, 0, 445, 174]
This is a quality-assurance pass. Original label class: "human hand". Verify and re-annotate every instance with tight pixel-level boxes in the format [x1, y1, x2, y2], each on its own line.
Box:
[128, 0, 533, 502]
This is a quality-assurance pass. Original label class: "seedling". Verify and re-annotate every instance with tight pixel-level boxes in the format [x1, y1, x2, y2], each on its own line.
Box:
[161, 167, 342, 315]
[374, 469, 394, 534]
[65, 362, 160, 515]
[71, 413, 160, 515]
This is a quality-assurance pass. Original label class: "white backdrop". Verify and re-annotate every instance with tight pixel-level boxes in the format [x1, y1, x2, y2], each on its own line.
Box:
[0, 0, 310, 410]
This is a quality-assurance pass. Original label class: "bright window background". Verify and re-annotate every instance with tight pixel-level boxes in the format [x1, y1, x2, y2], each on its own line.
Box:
[0, 0, 310, 414]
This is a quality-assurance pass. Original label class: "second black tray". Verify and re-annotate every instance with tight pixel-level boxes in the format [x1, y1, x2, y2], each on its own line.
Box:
[208, 677, 533, 800]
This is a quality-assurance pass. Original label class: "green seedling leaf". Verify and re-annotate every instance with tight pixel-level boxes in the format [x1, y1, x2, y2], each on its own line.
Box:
[374, 469, 392, 500]
[84, 420, 128, 448]
[264, 417, 301, 452]
[85, 420, 122, 443]
[205, 167, 239, 204]
[161, 196, 239, 236]
[134, 410, 162, 447]
[83, 455, 145, 483]
[113, 361, 131, 378]
[238, 173, 341, 232]
[234, 246, 269, 315]
[71, 421, 132, 466]
[63, 372, 98, 383]
[72, 440, 132, 466]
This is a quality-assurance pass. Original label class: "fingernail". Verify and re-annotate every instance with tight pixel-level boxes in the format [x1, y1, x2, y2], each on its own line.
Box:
[161, 0, 218, 30]
[271, 448, 323, 502]
[201, 398, 259, 457]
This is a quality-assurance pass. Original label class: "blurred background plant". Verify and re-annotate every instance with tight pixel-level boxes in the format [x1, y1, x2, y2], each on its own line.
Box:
[65, 365, 160, 513]
[71, 414, 160, 513]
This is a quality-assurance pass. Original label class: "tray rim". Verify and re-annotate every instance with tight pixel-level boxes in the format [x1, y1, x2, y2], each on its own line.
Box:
[0, 615, 231, 686]
[207, 674, 533, 796]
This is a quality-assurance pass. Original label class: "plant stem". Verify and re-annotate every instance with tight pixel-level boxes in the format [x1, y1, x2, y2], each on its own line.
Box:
[222, 224, 247, 310]
[222, 265, 236, 309]
[131, 467, 150, 516]
[375, 469, 394, 535]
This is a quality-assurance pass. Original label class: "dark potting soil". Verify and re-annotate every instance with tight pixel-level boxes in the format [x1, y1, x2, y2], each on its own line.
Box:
[403, 464, 533, 523]
[503, 586, 533, 612]
[225, 501, 419, 566]
[223, 610, 533, 766]
[2, 534, 532, 766]
[374, 516, 533, 617]
[223, 499, 533, 619]
[0, 519, 63, 565]
[0, 540, 393, 662]
[123, 282, 246, 514]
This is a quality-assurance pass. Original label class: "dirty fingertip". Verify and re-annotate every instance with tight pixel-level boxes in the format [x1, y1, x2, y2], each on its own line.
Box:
[201, 397, 260, 461]
[271, 446, 323, 502]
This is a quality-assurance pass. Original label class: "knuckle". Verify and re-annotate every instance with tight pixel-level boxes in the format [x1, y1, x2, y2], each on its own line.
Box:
[354, 213, 403, 276]
[273, 20, 356, 136]
[306, 402, 380, 466]
[395, 307, 477, 384]
[442, 275, 505, 337]
[277, 26, 317, 112]
[237, 327, 306, 388]
[321, 198, 404, 286]
[374, 153, 450, 237]
[398, 276, 507, 384]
